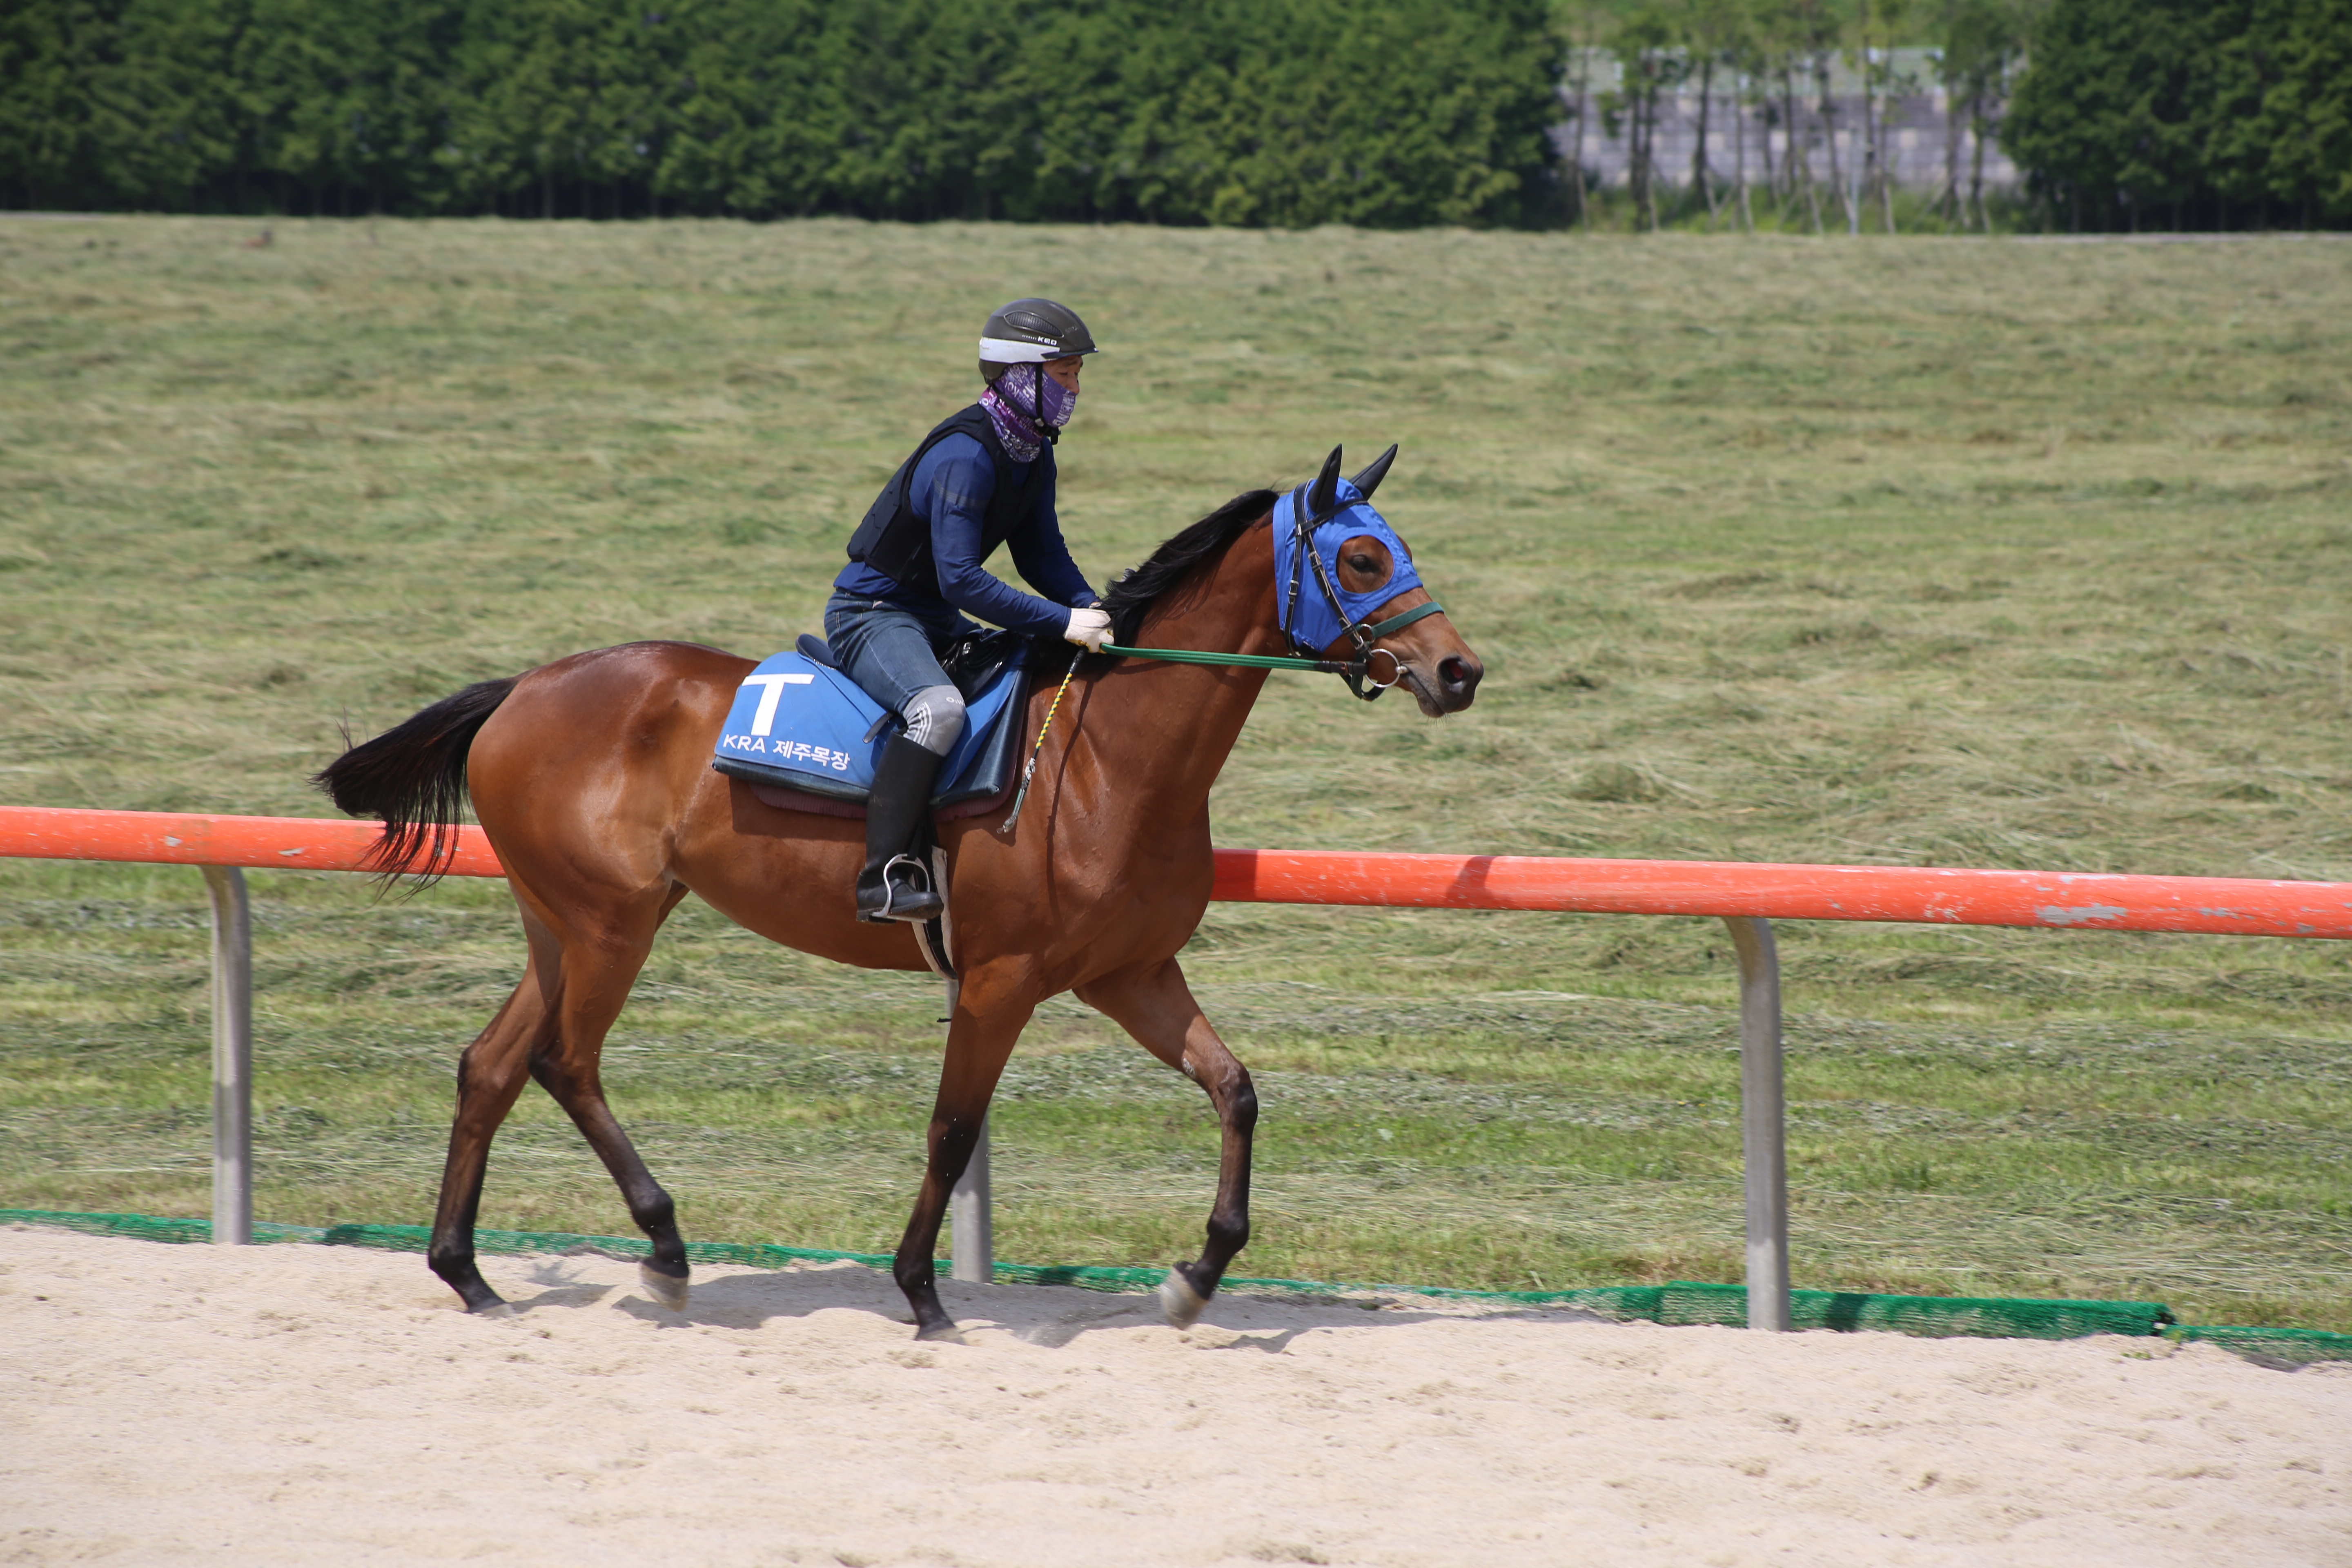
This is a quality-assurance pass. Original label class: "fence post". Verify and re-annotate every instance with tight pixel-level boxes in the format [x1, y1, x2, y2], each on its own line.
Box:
[1723, 915, 1789, 1330]
[202, 866, 252, 1246]
[951, 1115, 992, 1283]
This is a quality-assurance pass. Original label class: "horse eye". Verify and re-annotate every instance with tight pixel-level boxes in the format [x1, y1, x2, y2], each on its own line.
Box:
[1349, 554, 1376, 572]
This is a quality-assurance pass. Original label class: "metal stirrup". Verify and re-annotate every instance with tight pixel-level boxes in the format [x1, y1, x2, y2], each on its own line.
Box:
[879, 853, 933, 916]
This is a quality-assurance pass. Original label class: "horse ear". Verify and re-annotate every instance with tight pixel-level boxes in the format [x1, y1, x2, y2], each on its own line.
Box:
[1308, 446, 1343, 515]
[1349, 443, 1397, 501]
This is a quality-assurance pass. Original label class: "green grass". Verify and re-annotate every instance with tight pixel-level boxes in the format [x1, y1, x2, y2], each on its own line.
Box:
[2, 215, 2350, 1331]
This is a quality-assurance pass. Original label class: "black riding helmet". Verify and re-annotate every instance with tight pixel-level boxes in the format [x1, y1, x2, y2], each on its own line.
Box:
[978, 298, 1099, 366]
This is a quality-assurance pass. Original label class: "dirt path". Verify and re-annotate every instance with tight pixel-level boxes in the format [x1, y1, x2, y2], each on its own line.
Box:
[3, 1227, 2346, 1566]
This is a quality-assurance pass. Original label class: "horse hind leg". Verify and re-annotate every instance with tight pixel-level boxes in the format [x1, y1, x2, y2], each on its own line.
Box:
[528, 889, 695, 1310]
[1075, 959, 1257, 1330]
[429, 895, 687, 1314]
[430, 958, 558, 1313]
[530, 1057, 691, 1311]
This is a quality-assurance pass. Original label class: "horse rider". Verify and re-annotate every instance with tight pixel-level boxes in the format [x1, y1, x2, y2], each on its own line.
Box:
[827, 298, 1113, 924]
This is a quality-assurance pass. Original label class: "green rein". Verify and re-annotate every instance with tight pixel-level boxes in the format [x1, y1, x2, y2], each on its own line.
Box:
[1102, 599, 1445, 676]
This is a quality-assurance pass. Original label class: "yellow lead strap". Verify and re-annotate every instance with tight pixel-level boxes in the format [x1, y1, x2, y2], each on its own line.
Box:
[997, 647, 1084, 835]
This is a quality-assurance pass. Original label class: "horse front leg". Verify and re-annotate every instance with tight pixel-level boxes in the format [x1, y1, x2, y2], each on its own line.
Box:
[892, 970, 1036, 1341]
[1076, 957, 1257, 1329]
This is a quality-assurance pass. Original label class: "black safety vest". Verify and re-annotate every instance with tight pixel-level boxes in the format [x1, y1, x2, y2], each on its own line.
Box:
[845, 404, 1053, 589]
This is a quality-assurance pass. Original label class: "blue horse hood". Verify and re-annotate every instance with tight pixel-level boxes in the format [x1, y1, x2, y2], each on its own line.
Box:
[1272, 477, 1426, 655]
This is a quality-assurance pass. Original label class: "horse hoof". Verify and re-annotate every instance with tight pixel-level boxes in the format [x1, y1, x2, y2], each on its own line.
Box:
[449, 1279, 509, 1314]
[913, 1319, 966, 1344]
[1158, 1269, 1209, 1329]
[639, 1262, 690, 1312]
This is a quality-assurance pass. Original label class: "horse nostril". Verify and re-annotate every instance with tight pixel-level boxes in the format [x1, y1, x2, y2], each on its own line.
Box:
[1439, 655, 1479, 695]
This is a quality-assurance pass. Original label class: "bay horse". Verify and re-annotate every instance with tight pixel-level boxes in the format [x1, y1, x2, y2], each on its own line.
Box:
[318, 447, 1483, 1339]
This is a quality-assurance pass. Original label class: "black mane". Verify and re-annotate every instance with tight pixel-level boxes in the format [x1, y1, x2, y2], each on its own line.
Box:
[1101, 489, 1280, 645]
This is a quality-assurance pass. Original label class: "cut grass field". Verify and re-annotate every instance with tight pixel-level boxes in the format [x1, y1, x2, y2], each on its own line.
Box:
[2, 216, 2349, 1330]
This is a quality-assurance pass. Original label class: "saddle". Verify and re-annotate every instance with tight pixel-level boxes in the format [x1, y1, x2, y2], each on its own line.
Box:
[710, 629, 1030, 821]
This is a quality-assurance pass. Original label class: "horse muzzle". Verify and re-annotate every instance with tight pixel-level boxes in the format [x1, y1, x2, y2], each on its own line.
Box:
[1399, 648, 1482, 716]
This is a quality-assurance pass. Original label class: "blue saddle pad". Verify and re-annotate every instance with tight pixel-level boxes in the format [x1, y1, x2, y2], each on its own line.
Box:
[710, 646, 1028, 807]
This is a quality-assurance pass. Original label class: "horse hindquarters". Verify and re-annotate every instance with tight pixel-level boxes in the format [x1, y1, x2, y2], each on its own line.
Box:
[431, 647, 742, 1313]
[347, 641, 908, 1314]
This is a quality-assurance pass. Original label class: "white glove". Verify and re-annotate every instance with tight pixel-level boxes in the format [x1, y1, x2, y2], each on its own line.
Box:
[1063, 606, 1113, 653]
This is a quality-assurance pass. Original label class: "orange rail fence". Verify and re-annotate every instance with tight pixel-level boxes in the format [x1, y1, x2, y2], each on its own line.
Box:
[12, 806, 2352, 936]
[9, 804, 2352, 1330]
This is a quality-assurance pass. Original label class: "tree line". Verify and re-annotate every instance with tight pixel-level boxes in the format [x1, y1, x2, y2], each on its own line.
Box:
[0, 0, 1561, 226]
[1, 0, 2343, 230]
[2003, 0, 2352, 232]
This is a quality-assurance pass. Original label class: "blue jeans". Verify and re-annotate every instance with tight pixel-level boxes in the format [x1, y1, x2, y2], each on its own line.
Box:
[823, 591, 968, 752]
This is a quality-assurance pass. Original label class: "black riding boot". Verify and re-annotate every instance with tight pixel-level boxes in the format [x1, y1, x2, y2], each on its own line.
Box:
[854, 734, 946, 924]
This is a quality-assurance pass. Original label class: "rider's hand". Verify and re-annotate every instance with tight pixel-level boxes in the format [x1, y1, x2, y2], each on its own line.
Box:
[1064, 606, 1113, 653]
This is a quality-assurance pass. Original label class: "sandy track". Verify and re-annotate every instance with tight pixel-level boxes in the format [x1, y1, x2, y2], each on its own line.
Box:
[2, 1228, 2346, 1567]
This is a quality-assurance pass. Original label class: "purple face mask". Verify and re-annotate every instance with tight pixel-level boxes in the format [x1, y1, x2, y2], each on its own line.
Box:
[1038, 366, 1079, 428]
[981, 363, 1079, 463]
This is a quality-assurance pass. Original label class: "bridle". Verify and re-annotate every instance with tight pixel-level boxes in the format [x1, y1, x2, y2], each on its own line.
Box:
[1273, 477, 1445, 701]
[1104, 446, 1444, 703]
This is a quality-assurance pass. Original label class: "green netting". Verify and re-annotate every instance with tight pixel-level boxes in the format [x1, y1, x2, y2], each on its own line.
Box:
[2169, 1324, 2352, 1365]
[11, 1207, 2348, 1358]
[1622, 1281, 2177, 1340]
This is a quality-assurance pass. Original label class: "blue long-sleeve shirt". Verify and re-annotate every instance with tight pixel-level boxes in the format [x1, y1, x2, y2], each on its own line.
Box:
[833, 434, 1096, 637]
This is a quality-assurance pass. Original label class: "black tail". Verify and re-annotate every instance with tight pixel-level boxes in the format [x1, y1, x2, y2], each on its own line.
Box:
[313, 677, 518, 885]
